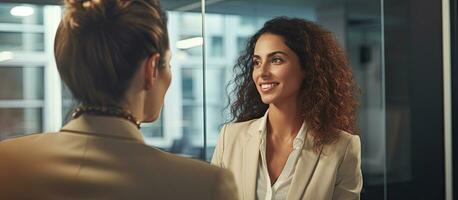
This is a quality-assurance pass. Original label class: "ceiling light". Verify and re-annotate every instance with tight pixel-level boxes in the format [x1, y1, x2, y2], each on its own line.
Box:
[0, 51, 14, 62]
[10, 6, 34, 17]
[176, 37, 203, 49]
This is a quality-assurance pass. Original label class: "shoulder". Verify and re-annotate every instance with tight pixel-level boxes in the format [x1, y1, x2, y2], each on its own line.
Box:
[0, 132, 58, 174]
[337, 130, 360, 146]
[142, 147, 226, 177]
[214, 118, 262, 153]
[224, 118, 260, 130]
[1, 132, 49, 142]
[321, 130, 360, 158]
[152, 151, 238, 199]
[334, 130, 360, 148]
[157, 149, 220, 172]
[0, 132, 55, 152]
[336, 130, 360, 159]
[142, 148, 235, 188]
[221, 118, 261, 139]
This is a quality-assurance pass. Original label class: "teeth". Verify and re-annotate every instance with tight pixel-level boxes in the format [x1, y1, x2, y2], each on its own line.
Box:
[261, 83, 277, 90]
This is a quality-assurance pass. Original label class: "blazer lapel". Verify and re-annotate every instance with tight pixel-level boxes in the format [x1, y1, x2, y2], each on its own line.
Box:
[242, 121, 261, 200]
[286, 132, 323, 200]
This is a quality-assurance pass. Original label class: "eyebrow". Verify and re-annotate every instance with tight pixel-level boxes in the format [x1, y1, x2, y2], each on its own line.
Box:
[253, 51, 288, 59]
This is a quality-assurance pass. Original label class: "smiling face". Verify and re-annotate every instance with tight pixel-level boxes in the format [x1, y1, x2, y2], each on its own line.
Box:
[252, 33, 305, 106]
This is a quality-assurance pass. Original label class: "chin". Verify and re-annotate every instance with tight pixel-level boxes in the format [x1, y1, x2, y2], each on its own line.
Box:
[142, 113, 160, 123]
[260, 95, 276, 104]
[260, 99, 270, 104]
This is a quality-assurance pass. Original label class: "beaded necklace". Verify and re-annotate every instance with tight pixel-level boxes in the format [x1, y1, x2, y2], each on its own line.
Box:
[72, 105, 141, 129]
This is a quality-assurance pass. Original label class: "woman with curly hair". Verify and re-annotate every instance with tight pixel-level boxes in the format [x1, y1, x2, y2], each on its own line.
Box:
[212, 17, 362, 200]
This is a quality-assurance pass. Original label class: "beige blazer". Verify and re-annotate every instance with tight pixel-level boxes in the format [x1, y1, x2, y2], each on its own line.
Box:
[0, 115, 238, 200]
[211, 118, 362, 200]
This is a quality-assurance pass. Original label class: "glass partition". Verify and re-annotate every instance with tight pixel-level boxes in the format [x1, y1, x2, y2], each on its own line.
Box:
[0, 0, 449, 199]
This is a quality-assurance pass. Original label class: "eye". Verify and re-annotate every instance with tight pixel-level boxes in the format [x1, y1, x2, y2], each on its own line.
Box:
[272, 57, 283, 64]
[253, 59, 261, 68]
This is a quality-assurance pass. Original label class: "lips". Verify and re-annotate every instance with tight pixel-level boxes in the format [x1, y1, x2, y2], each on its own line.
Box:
[259, 82, 279, 92]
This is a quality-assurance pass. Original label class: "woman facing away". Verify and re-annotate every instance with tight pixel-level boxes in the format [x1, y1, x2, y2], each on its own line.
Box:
[0, 0, 238, 199]
[211, 17, 362, 200]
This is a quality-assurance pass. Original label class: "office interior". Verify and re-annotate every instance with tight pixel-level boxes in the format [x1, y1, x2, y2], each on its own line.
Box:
[0, 0, 456, 199]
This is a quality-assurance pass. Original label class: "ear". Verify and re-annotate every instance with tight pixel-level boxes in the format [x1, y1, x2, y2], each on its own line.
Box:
[144, 53, 161, 90]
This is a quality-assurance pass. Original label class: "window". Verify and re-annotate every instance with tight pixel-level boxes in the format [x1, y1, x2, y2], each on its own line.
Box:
[0, 4, 61, 139]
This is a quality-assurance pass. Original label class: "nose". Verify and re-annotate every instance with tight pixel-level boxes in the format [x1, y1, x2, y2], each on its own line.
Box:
[258, 62, 271, 78]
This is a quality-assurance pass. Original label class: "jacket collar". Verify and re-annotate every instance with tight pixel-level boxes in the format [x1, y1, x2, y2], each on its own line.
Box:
[257, 110, 307, 150]
[243, 116, 323, 200]
[242, 118, 262, 199]
[60, 114, 144, 143]
[286, 131, 323, 200]
[257, 110, 269, 133]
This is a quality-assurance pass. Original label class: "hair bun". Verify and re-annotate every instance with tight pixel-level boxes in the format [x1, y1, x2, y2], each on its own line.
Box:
[64, 0, 120, 29]
[66, 0, 113, 12]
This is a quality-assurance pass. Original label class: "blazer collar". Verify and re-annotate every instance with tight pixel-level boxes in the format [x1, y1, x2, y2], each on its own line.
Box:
[257, 110, 307, 150]
[60, 114, 145, 143]
[242, 118, 262, 200]
[256, 110, 269, 133]
[244, 115, 322, 200]
[286, 131, 323, 200]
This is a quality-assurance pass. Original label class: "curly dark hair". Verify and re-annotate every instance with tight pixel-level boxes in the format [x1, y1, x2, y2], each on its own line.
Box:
[227, 16, 359, 150]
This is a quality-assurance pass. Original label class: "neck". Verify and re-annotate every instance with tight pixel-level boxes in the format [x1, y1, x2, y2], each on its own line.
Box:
[267, 99, 303, 139]
[121, 91, 145, 122]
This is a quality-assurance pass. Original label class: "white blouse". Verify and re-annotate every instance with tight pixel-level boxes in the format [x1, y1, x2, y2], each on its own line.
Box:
[256, 111, 307, 200]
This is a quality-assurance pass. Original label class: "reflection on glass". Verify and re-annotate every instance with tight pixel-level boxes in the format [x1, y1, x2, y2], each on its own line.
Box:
[0, 108, 42, 140]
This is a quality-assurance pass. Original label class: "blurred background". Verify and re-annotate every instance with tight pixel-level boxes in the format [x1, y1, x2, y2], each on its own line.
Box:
[0, 0, 455, 199]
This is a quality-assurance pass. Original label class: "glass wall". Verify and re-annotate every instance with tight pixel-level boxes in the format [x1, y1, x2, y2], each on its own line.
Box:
[0, 4, 58, 140]
[0, 0, 450, 199]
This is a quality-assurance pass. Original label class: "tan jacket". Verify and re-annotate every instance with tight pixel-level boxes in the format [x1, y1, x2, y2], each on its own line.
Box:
[0, 115, 238, 200]
[211, 118, 362, 200]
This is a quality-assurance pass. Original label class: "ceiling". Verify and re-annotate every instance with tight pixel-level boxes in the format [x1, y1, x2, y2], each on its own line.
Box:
[0, 0, 381, 22]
